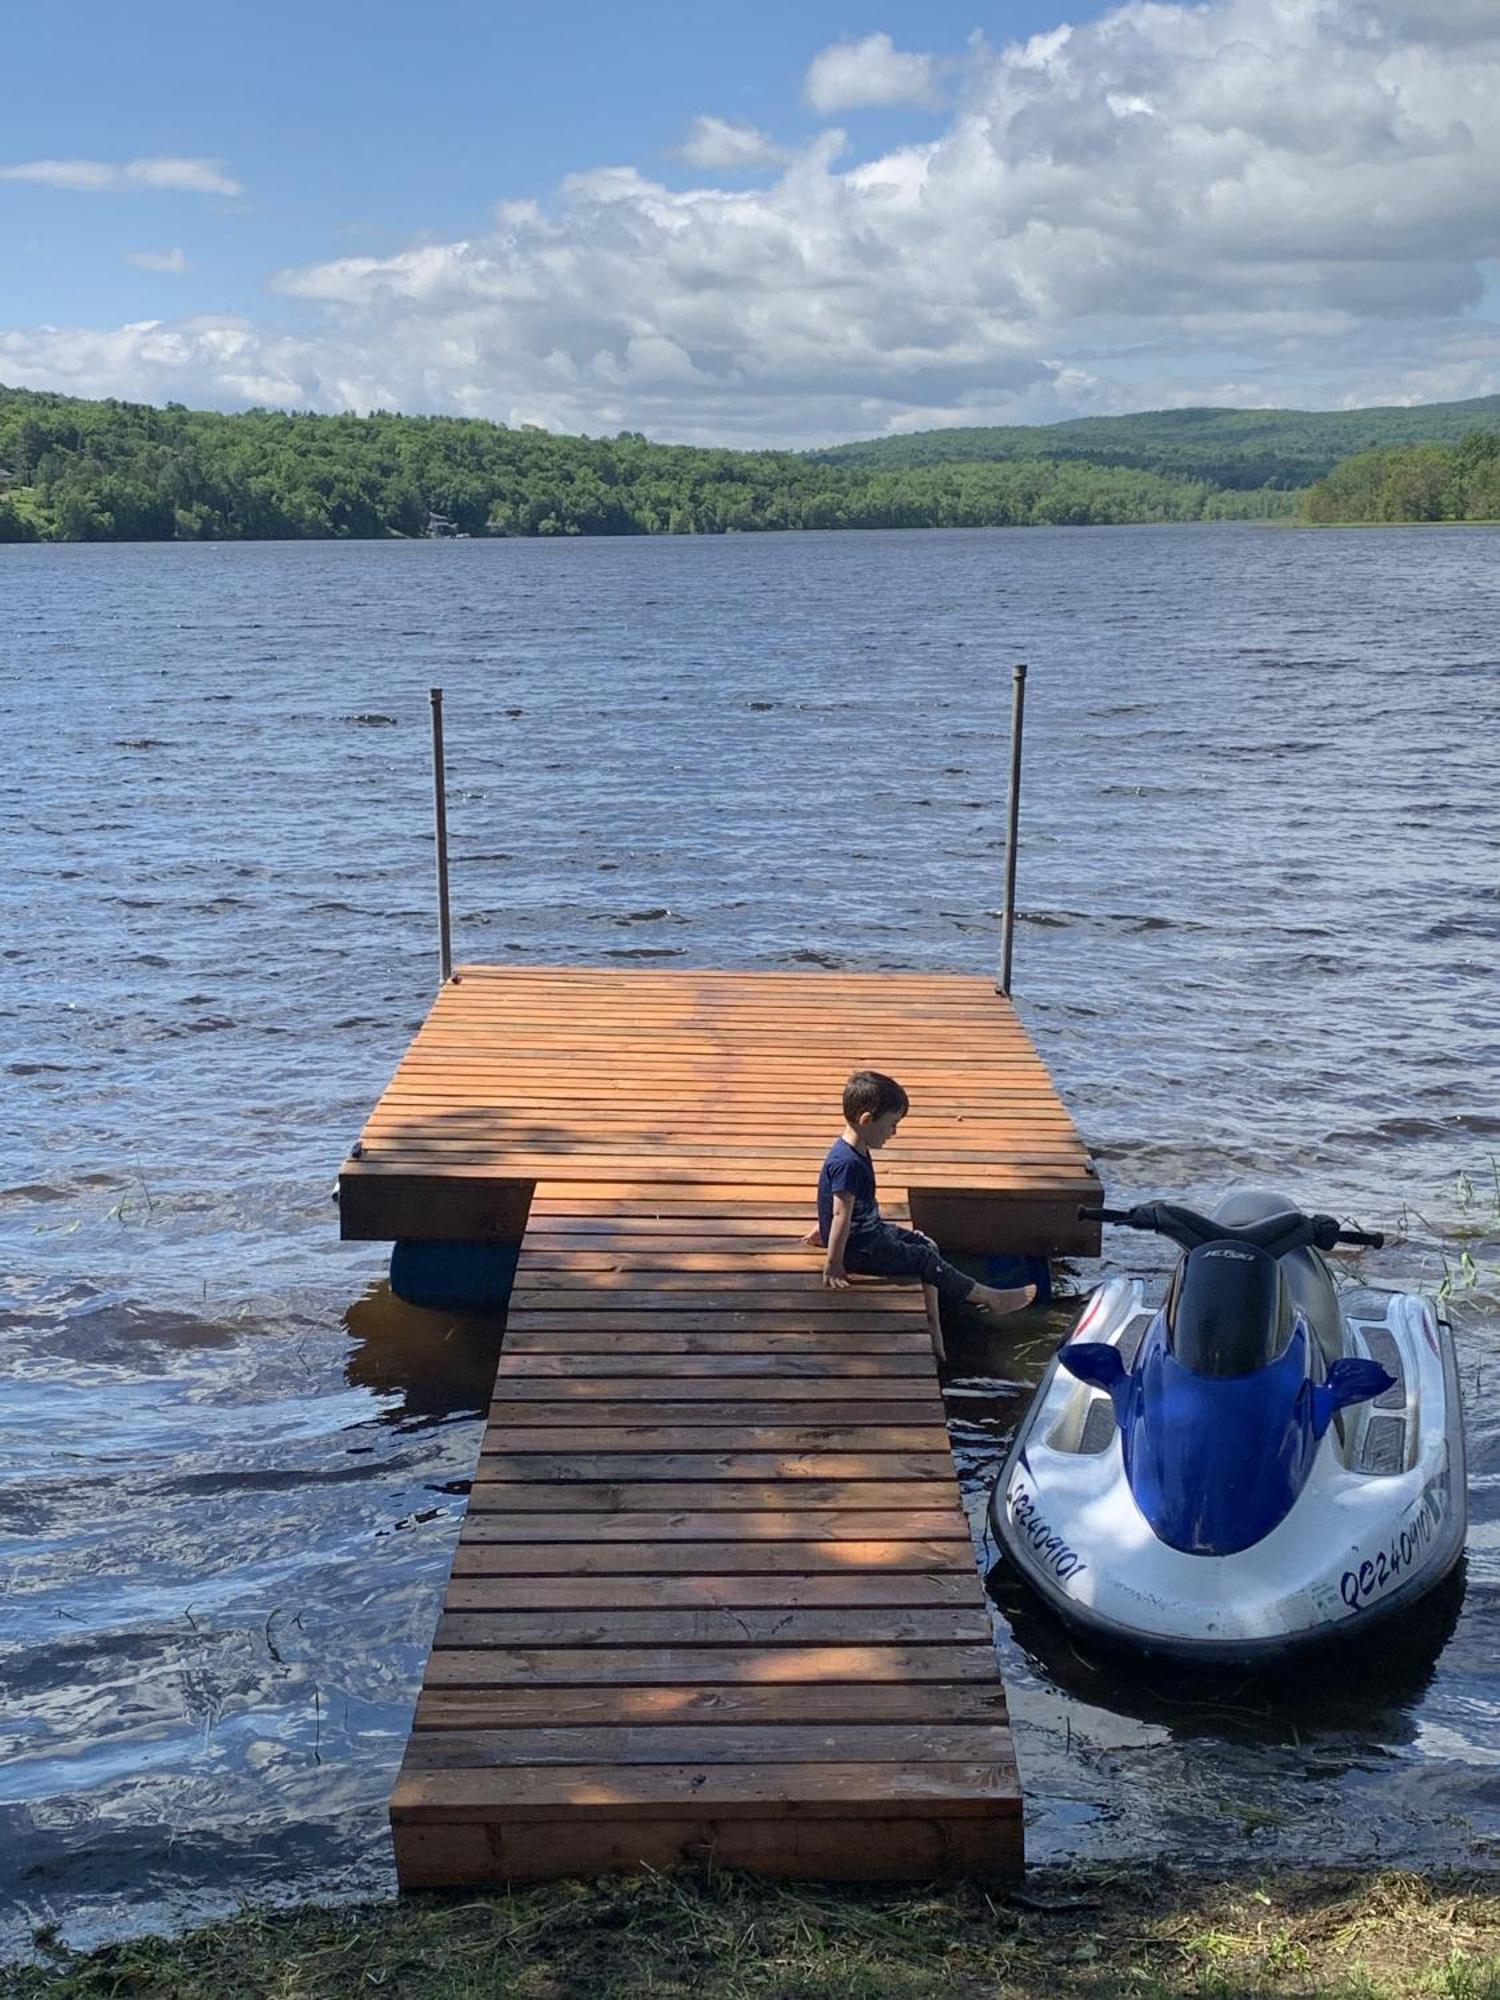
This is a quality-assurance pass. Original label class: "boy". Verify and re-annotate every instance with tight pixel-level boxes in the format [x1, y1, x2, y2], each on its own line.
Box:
[806, 1070, 1035, 1354]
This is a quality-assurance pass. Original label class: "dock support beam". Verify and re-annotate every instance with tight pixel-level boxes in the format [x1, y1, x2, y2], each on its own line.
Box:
[430, 686, 454, 986]
[997, 662, 1027, 997]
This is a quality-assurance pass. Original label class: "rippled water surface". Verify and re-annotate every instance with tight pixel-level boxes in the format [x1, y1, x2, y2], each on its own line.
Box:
[2, 528, 1498, 1956]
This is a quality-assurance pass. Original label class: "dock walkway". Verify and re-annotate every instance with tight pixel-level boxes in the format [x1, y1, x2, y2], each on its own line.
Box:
[340, 967, 1100, 1884]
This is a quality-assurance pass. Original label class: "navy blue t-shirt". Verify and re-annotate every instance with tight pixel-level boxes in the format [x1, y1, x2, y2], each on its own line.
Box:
[817, 1138, 879, 1244]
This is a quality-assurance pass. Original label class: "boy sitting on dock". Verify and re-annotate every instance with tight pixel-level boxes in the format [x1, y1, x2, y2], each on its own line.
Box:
[804, 1070, 1035, 1356]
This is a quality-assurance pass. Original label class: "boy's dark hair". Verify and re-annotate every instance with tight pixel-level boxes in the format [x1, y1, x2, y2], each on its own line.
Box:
[842, 1070, 909, 1124]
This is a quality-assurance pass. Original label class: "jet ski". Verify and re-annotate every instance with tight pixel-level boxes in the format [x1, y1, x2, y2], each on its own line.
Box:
[988, 1191, 1466, 1665]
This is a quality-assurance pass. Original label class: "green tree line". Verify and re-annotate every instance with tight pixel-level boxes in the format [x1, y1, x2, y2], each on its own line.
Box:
[1299, 431, 1500, 523]
[0, 385, 1295, 544]
[815, 395, 1500, 490]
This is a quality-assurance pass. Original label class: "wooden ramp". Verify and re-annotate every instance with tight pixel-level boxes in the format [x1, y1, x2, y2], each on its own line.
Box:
[340, 967, 1101, 1885]
[390, 1201, 1023, 1884]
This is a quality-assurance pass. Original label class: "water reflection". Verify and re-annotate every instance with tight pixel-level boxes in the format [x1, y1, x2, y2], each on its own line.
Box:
[342, 1281, 506, 1424]
[0, 1279, 505, 1958]
[986, 1555, 1466, 1749]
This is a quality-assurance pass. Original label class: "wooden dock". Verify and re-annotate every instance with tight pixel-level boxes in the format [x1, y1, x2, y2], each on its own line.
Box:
[339, 966, 1100, 1885]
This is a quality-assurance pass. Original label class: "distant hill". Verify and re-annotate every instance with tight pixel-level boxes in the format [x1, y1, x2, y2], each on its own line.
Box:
[2, 381, 1497, 541]
[812, 396, 1500, 491]
[0, 382, 1294, 541]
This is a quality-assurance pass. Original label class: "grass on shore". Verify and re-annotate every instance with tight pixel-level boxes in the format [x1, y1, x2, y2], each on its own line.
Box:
[11, 1865, 1500, 2000]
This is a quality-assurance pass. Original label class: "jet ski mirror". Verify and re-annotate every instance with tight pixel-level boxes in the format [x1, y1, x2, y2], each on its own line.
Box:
[1312, 1356, 1395, 1436]
[1059, 1342, 1126, 1392]
[1323, 1356, 1395, 1407]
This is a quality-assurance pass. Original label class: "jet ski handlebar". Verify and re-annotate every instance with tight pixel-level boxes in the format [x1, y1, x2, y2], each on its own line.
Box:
[1078, 1203, 1384, 1253]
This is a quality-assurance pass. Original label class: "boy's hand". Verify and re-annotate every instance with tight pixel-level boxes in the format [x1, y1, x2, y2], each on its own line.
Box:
[798, 1226, 822, 1247]
[822, 1261, 849, 1289]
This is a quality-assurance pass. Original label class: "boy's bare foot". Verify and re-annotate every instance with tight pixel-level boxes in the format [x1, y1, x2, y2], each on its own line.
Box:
[968, 1281, 1036, 1320]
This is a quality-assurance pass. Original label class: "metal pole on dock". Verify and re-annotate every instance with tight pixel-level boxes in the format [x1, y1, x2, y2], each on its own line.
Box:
[997, 662, 1027, 996]
[430, 687, 454, 986]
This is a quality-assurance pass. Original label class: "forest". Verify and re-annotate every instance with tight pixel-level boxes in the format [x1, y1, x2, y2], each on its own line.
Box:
[816, 395, 1500, 490]
[1, 383, 1496, 542]
[1299, 432, 1500, 523]
[0, 386, 1297, 542]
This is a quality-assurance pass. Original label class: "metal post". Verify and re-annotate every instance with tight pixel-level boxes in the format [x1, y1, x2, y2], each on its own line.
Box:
[430, 687, 454, 986]
[997, 662, 1027, 996]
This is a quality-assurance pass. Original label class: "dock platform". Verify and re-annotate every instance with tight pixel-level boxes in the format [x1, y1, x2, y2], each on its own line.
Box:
[339, 966, 1100, 1885]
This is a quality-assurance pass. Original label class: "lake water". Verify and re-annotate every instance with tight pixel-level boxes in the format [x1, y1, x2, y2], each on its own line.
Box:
[2, 526, 1498, 1956]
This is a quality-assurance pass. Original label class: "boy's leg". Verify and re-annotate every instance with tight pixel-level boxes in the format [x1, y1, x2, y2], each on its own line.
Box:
[922, 1280, 946, 1365]
[846, 1224, 1034, 1318]
[844, 1224, 973, 1304]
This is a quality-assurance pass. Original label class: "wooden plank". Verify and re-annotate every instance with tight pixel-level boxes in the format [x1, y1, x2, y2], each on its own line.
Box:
[442, 1574, 984, 1610]
[447, 1538, 975, 1576]
[521, 1210, 893, 1230]
[505, 1286, 927, 1311]
[391, 1814, 1019, 1885]
[368, 1128, 1080, 1160]
[345, 1164, 1097, 1196]
[505, 1307, 924, 1329]
[434, 1607, 991, 1647]
[464, 1482, 964, 1512]
[384, 1049, 1048, 1073]
[376, 1096, 1072, 1120]
[375, 1100, 1065, 1125]
[414, 1682, 1010, 1728]
[479, 1427, 952, 1453]
[451, 965, 992, 985]
[488, 1378, 941, 1402]
[494, 1354, 935, 1377]
[487, 1403, 945, 1428]
[355, 1158, 1091, 1188]
[499, 1326, 933, 1352]
[470, 1452, 958, 1483]
[502, 1247, 1012, 1271]
[423, 1643, 1002, 1686]
[403, 1724, 1017, 1767]
[507, 1268, 973, 1294]
[456, 1510, 973, 1543]
[391, 1759, 1019, 1817]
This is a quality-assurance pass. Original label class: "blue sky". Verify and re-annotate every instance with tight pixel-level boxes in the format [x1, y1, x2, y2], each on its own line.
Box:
[3, 1, 1499, 445]
[4, 2, 1111, 327]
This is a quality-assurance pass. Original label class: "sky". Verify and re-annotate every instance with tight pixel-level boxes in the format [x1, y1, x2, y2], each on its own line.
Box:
[3, 0, 1499, 447]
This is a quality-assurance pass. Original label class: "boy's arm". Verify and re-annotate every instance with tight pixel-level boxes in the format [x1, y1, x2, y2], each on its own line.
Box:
[823, 1192, 854, 1287]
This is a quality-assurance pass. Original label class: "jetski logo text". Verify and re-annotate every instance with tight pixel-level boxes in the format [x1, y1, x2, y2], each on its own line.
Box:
[1010, 1485, 1086, 1580]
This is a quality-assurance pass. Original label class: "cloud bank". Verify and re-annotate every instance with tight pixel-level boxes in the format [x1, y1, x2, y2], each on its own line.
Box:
[1, 156, 242, 195]
[3, 0, 1499, 445]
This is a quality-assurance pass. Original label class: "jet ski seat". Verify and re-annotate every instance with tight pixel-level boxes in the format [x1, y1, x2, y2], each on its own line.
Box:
[1213, 1188, 1346, 1367]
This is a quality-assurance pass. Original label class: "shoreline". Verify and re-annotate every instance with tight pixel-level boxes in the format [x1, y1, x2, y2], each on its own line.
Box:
[11, 1863, 1500, 1995]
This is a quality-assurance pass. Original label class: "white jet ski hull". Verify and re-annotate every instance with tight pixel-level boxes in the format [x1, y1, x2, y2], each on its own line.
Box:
[988, 1274, 1466, 1665]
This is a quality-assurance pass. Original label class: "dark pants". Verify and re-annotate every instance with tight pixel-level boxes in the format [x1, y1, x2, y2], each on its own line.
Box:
[843, 1223, 976, 1306]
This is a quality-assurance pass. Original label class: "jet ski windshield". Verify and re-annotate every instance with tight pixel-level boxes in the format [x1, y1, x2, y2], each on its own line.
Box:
[1166, 1240, 1294, 1376]
[1123, 1315, 1323, 1556]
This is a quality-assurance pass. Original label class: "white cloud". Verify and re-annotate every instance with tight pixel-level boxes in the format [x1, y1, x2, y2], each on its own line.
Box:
[0, 156, 242, 196]
[125, 246, 188, 273]
[674, 116, 784, 171]
[3, 1, 1500, 444]
[803, 32, 942, 113]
